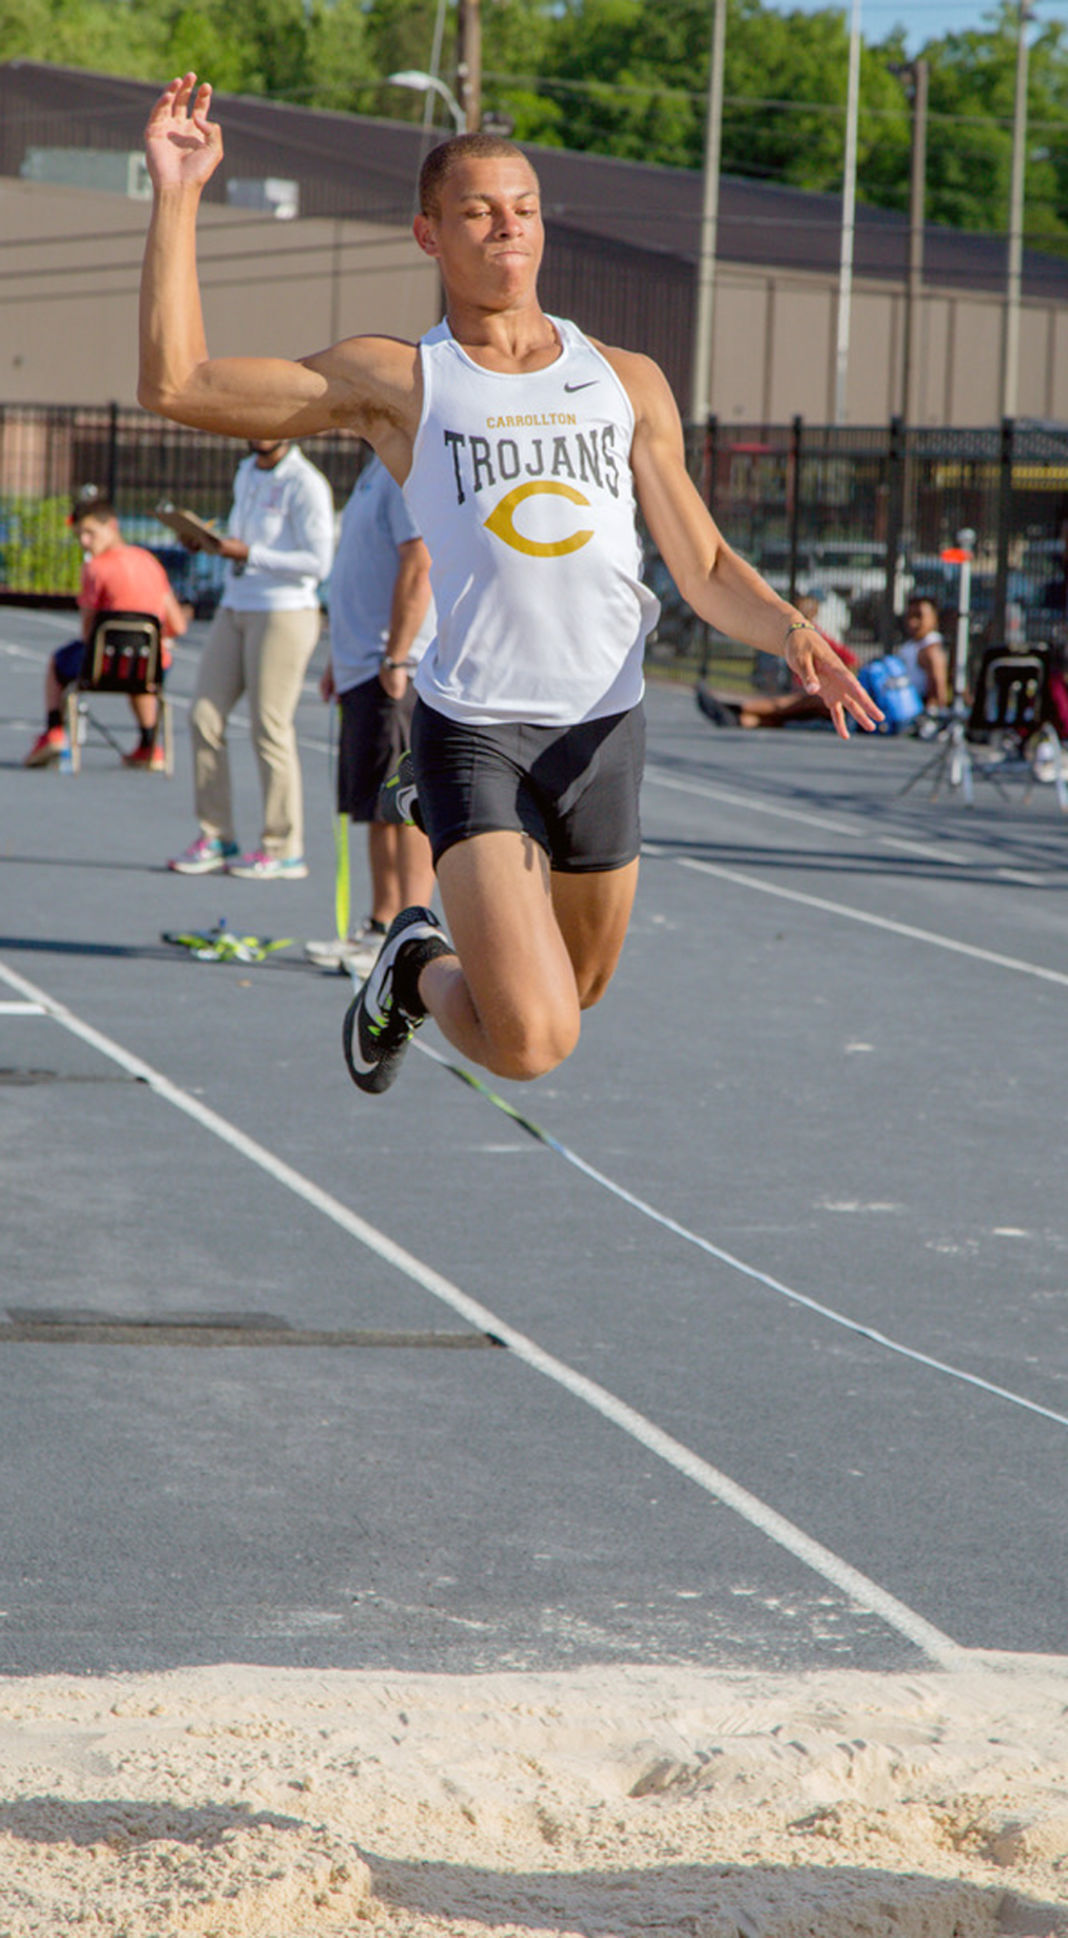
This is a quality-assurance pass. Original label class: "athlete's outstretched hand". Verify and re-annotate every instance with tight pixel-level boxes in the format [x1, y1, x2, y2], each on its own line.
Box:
[144, 75, 222, 194]
[786, 628, 884, 740]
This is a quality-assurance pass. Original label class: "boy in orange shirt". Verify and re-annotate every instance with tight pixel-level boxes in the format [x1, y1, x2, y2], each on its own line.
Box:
[24, 494, 188, 770]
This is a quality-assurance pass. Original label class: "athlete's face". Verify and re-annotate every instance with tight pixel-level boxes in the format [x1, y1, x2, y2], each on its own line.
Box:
[415, 156, 544, 306]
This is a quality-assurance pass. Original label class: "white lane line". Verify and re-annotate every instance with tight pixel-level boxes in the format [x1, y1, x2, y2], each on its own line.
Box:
[0, 1001, 46, 1014]
[0, 951, 963, 1669]
[646, 765, 862, 839]
[680, 857, 1068, 991]
[417, 1041, 1068, 1435]
[0, 642, 51, 663]
[644, 763, 1060, 878]
[645, 763, 971, 867]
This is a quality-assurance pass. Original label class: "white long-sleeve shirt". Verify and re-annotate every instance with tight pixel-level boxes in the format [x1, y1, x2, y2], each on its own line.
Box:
[221, 445, 335, 613]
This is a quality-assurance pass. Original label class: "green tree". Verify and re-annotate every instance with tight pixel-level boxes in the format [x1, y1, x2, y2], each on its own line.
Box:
[13, 0, 1068, 254]
[481, 0, 563, 146]
[2, 496, 82, 595]
[156, 0, 254, 95]
[912, 4, 1068, 252]
[529, 0, 703, 164]
[0, 0, 52, 63]
[719, 2, 909, 197]
[6, 0, 163, 75]
[304, 0, 378, 116]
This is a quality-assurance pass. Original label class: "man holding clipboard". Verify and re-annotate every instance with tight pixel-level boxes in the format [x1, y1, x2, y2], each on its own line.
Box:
[166, 436, 335, 879]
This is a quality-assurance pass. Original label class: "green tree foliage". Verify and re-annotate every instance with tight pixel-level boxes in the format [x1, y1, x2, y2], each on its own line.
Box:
[913, 2, 1068, 251]
[304, 0, 377, 116]
[2, 497, 83, 594]
[155, 0, 255, 95]
[480, 0, 562, 145]
[0, 0, 161, 74]
[5, 0, 1068, 252]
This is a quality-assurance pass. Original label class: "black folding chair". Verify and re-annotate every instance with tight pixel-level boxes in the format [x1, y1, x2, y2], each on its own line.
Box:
[965, 646, 1067, 809]
[64, 610, 173, 775]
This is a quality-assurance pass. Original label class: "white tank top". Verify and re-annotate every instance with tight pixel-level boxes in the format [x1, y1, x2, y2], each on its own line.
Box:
[404, 316, 659, 726]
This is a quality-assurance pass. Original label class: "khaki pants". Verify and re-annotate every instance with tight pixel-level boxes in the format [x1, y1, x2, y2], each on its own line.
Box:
[190, 605, 321, 858]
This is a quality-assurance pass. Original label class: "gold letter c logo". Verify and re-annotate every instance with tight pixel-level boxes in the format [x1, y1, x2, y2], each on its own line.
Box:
[484, 480, 594, 558]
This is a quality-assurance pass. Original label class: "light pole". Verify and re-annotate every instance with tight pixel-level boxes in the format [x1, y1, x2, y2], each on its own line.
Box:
[388, 69, 466, 136]
[456, 0, 482, 134]
[1001, 0, 1035, 420]
[689, 0, 727, 425]
[899, 56, 928, 425]
[833, 0, 862, 425]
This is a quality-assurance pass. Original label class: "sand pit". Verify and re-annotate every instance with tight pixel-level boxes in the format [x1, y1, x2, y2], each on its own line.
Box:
[0, 1654, 1066, 1937]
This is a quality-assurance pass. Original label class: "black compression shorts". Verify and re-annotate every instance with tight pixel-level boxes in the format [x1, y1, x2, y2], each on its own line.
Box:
[410, 697, 645, 874]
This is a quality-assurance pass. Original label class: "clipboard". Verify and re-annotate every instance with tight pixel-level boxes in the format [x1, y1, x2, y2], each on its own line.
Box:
[155, 501, 225, 554]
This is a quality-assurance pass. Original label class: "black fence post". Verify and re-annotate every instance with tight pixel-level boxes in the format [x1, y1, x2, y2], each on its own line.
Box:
[106, 401, 119, 505]
[704, 412, 718, 515]
[994, 415, 1014, 647]
[884, 414, 905, 648]
[787, 413, 803, 606]
[697, 414, 718, 679]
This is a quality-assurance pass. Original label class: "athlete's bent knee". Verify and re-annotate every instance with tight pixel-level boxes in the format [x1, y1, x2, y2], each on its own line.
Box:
[482, 1010, 581, 1082]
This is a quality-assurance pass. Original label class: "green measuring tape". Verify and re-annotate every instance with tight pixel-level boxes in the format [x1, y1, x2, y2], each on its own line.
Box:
[161, 920, 293, 965]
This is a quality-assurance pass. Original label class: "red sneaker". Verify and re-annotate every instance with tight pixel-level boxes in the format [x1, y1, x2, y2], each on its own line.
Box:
[23, 726, 68, 767]
[122, 743, 166, 773]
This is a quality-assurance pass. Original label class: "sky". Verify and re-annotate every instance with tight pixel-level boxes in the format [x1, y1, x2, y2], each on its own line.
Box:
[766, 0, 1064, 56]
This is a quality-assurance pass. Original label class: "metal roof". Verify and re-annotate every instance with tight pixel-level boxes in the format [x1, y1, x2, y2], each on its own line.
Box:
[3, 58, 1067, 301]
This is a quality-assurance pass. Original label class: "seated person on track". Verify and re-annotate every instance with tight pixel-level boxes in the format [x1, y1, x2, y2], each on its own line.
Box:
[24, 493, 188, 771]
[138, 74, 882, 1096]
[698, 592, 860, 730]
[898, 596, 949, 715]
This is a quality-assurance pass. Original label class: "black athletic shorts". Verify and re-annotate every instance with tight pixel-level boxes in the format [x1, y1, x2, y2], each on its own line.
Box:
[337, 672, 416, 822]
[410, 697, 645, 873]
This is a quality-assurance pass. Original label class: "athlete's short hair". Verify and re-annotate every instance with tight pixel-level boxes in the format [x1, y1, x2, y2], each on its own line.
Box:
[418, 132, 538, 218]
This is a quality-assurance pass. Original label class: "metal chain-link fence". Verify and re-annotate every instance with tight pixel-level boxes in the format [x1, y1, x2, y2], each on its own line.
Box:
[3, 404, 1067, 689]
[647, 415, 1068, 689]
[0, 404, 367, 616]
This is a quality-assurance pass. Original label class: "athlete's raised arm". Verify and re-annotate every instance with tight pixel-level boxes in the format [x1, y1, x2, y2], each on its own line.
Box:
[608, 345, 883, 738]
[138, 75, 420, 465]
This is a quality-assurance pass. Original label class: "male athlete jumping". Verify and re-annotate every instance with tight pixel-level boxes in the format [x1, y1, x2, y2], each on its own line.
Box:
[140, 76, 882, 1095]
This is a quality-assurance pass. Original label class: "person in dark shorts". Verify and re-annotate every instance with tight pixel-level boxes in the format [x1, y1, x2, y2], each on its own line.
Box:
[139, 77, 882, 1095]
[305, 455, 435, 977]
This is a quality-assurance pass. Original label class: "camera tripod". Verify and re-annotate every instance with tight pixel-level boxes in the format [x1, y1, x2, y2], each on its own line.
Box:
[898, 530, 1004, 806]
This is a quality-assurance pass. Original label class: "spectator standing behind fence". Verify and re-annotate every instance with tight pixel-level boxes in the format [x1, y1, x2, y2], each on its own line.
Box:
[305, 454, 436, 977]
[24, 492, 188, 771]
[168, 437, 335, 879]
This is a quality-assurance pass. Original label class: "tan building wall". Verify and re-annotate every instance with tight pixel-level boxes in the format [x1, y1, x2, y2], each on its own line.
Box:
[0, 177, 439, 407]
[707, 260, 1065, 427]
[1, 176, 1063, 428]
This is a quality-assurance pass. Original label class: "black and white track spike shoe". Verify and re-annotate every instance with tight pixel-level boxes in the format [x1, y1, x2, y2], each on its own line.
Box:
[342, 905, 450, 1094]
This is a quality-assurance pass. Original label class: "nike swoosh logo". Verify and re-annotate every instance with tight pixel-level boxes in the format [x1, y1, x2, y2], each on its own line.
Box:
[346, 1033, 381, 1073]
[563, 380, 597, 393]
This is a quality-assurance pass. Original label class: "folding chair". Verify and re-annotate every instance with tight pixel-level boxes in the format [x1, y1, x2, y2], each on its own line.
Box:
[965, 645, 1067, 810]
[64, 610, 173, 775]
